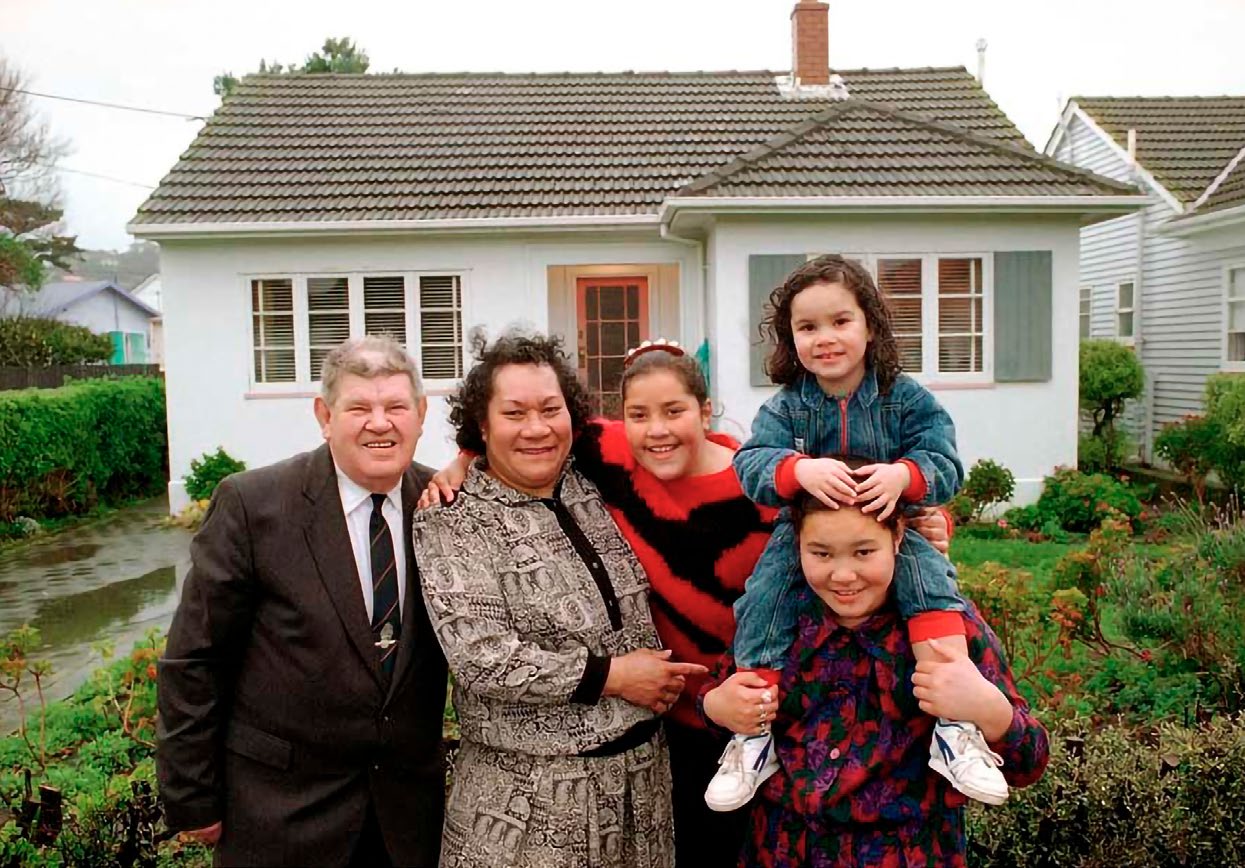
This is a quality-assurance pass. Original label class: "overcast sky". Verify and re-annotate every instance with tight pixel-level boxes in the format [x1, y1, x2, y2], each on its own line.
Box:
[5, 0, 1244, 252]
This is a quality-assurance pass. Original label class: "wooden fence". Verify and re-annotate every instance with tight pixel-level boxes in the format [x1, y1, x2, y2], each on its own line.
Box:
[0, 364, 163, 391]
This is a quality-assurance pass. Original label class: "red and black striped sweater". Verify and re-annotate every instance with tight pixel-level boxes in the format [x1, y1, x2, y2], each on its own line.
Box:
[575, 420, 777, 730]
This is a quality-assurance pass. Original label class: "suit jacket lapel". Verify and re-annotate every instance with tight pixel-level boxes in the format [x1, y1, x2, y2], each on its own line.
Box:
[303, 445, 384, 691]
[385, 466, 423, 704]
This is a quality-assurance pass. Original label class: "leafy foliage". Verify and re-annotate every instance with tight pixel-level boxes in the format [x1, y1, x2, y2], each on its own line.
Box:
[956, 458, 1016, 521]
[1079, 340, 1144, 470]
[1154, 415, 1222, 503]
[184, 448, 246, 502]
[0, 377, 167, 521]
[1204, 374, 1245, 490]
[0, 315, 112, 366]
[1004, 467, 1142, 534]
[214, 37, 373, 98]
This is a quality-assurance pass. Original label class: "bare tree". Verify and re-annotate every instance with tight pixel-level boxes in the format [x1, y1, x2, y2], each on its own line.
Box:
[0, 56, 69, 199]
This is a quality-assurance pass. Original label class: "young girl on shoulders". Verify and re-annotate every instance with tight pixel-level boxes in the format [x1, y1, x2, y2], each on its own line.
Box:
[706, 254, 1009, 812]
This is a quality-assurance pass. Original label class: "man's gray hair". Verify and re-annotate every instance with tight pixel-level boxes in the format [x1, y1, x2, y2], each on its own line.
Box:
[320, 336, 425, 405]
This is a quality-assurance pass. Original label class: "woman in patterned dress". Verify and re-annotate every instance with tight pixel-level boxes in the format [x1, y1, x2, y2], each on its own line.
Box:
[413, 331, 704, 868]
[701, 469, 1049, 867]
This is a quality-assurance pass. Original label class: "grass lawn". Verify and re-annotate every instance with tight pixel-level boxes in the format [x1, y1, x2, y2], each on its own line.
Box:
[950, 533, 1079, 583]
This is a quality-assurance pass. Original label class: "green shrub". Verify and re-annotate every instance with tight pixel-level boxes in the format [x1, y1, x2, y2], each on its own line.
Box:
[1080, 340, 1144, 470]
[1154, 416, 1221, 502]
[1205, 374, 1245, 490]
[958, 458, 1015, 521]
[1079, 429, 1135, 474]
[0, 315, 112, 366]
[0, 377, 166, 521]
[1005, 467, 1142, 534]
[967, 718, 1245, 867]
[184, 447, 246, 502]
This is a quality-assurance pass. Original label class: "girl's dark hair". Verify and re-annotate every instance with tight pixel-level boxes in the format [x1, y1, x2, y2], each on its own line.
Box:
[620, 349, 709, 406]
[790, 454, 902, 533]
[760, 254, 902, 394]
[448, 329, 594, 454]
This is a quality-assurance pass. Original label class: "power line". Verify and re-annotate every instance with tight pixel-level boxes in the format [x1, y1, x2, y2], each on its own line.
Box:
[35, 162, 156, 189]
[0, 86, 207, 121]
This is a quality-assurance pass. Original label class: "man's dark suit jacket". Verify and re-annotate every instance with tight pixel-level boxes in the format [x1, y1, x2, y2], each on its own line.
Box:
[157, 444, 448, 866]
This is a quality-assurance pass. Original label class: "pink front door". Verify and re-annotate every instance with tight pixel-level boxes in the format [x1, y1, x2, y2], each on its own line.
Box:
[576, 276, 650, 418]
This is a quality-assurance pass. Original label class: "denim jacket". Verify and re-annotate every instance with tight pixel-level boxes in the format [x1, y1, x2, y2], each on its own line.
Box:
[733, 368, 963, 508]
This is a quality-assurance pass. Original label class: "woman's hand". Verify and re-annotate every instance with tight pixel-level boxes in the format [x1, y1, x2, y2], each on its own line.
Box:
[702, 671, 780, 736]
[910, 507, 951, 555]
[853, 462, 910, 520]
[794, 457, 857, 508]
[605, 649, 708, 714]
[418, 453, 472, 509]
[911, 639, 1015, 741]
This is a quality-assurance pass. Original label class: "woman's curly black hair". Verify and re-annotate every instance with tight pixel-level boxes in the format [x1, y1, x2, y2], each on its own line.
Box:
[448, 329, 595, 455]
[760, 254, 902, 395]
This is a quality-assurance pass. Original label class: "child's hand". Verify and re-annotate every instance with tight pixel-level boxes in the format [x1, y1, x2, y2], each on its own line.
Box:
[853, 462, 910, 520]
[417, 453, 471, 509]
[911, 639, 1014, 740]
[793, 457, 857, 508]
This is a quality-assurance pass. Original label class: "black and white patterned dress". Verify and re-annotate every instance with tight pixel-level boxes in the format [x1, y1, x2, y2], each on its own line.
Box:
[414, 460, 675, 868]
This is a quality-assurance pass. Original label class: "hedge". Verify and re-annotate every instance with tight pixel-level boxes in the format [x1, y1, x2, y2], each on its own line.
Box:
[0, 377, 167, 522]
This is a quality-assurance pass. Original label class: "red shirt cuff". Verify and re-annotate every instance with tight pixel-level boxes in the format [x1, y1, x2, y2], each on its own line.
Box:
[775, 455, 807, 500]
[898, 459, 927, 502]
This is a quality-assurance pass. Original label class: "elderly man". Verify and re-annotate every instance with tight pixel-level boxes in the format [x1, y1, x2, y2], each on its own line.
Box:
[157, 336, 448, 867]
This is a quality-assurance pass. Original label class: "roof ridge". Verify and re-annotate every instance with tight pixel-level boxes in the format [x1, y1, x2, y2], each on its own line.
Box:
[1073, 94, 1245, 102]
[679, 99, 1136, 197]
[1192, 142, 1245, 211]
[235, 65, 975, 82]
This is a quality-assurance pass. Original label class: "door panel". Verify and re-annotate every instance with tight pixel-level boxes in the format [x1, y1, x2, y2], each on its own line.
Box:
[576, 277, 649, 418]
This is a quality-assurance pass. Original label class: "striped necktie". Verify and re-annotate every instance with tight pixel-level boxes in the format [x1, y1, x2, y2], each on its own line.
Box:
[369, 493, 401, 677]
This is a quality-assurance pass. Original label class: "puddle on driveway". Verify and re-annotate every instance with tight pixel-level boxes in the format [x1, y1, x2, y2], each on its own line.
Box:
[0, 497, 191, 734]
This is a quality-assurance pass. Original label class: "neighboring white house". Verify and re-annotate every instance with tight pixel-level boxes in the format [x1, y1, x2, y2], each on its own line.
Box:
[2, 279, 159, 364]
[132, 273, 165, 368]
[130, 0, 1143, 513]
[1045, 96, 1245, 459]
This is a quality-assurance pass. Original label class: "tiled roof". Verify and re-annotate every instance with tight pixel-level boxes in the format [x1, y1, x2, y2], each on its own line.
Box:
[1198, 153, 1245, 214]
[12, 281, 159, 318]
[680, 102, 1133, 198]
[134, 69, 1123, 227]
[1074, 96, 1245, 204]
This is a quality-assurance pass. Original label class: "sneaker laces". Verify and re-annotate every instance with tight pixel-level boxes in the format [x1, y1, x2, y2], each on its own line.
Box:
[950, 725, 1003, 768]
[717, 738, 747, 777]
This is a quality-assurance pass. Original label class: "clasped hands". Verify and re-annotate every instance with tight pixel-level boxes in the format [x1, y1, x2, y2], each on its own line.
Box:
[605, 648, 708, 715]
[793, 457, 910, 521]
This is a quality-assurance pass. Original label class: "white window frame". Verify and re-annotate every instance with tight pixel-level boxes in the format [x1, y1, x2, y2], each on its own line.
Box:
[1116, 279, 1136, 345]
[245, 269, 470, 395]
[1079, 286, 1092, 340]
[839, 252, 994, 385]
[1223, 263, 1245, 372]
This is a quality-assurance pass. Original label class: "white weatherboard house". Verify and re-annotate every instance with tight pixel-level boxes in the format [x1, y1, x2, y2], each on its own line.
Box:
[131, 1, 1143, 512]
[1045, 96, 1245, 460]
[1, 279, 158, 364]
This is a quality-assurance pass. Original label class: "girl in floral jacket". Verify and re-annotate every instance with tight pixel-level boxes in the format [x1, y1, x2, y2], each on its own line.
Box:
[701, 475, 1049, 867]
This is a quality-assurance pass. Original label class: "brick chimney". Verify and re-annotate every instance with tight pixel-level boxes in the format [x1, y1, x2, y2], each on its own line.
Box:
[791, 1, 830, 86]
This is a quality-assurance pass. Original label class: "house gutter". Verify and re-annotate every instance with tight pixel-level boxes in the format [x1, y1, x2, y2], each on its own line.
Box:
[658, 221, 709, 390]
[127, 213, 662, 240]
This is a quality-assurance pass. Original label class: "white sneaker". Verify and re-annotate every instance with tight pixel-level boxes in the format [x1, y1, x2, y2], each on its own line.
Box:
[704, 732, 781, 812]
[928, 719, 1009, 805]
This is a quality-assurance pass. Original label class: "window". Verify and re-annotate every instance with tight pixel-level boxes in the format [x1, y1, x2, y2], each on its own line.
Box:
[877, 258, 923, 372]
[251, 278, 295, 383]
[248, 273, 465, 386]
[1117, 281, 1135, 340]
[1228, 266, 1245, 364]
[418, 275, 464, 379]
[1079, 286, 1091, 340]
[937, 258, 984, 373]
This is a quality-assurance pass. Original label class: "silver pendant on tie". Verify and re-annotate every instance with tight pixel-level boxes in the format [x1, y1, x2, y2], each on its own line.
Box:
[375, 622, 396, 650]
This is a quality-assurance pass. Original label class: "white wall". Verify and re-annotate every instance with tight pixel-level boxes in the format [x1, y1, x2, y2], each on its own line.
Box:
[60, 291, 152, 339]
[705, 214, 1085, 504]
[158, 231, 701, 511]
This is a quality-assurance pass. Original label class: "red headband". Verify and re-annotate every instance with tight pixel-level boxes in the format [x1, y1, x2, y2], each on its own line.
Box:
[623, 338, 685, 369]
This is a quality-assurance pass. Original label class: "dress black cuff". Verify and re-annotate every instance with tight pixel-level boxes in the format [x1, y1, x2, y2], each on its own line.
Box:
[571, 653, 611, 705]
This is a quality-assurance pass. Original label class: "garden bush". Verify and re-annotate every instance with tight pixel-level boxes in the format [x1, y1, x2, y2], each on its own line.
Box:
[1154, 415, 1222, 503]
[0, 315, 112, 366]
[0, 377, 167, 521]
[184, 448, 246, 502]
[956, 458, 1015, 522]
[1205, 374, 1245, 490]
[967, 717, 1245, 868]
[1004, 467, 1142, 534]
[1078, 429, 1134, 475]
[1080, 340, 1144, 471]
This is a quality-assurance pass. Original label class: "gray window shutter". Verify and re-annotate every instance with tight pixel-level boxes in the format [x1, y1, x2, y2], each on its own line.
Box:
[749, 255, 807, 387]
[994, 251, 1053, 382]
